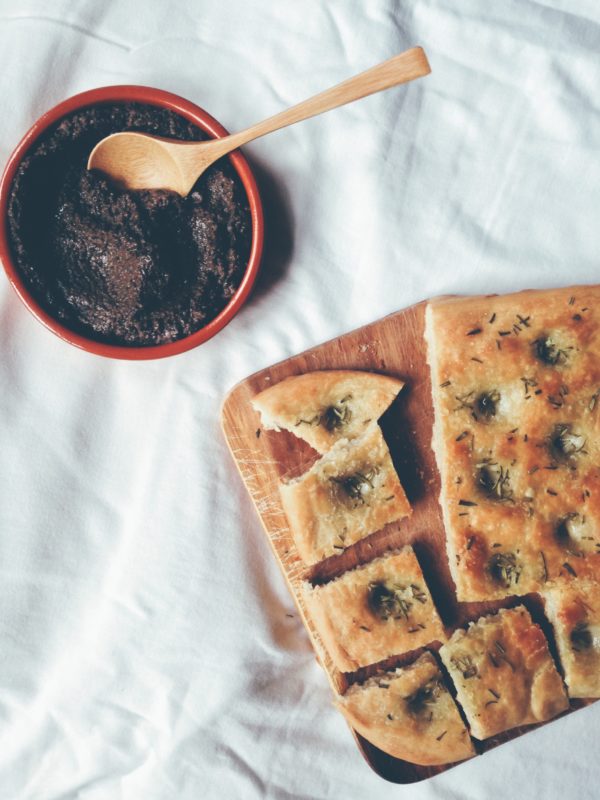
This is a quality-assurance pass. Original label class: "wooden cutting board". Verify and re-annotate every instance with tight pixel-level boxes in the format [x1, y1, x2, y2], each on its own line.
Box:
[220, 300, 593, 784]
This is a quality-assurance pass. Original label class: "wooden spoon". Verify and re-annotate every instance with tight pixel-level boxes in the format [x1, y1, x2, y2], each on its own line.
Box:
[88, 46, 430, 196]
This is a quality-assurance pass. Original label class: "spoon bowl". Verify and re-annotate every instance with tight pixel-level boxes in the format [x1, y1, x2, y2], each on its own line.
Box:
[88, 131, 232, 195]
[88, 132, 187, 192]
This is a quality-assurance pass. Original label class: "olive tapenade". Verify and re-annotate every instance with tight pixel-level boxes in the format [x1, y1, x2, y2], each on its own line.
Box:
[7, 103, 252, 346]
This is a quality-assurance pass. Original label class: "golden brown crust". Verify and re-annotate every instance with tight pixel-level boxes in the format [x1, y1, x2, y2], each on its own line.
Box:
[439, 606, 569, 739]
[252, 370, 403, 453]
[425, 285, 600, 601]
[280, 424, 411, 565]
[336, 652, 474, 766]
[304, 547, 446, 671]
[542, 579, 600, 698]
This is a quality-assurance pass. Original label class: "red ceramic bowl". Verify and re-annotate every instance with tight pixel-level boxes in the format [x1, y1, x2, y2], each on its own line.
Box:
[0, 86, 264, 359]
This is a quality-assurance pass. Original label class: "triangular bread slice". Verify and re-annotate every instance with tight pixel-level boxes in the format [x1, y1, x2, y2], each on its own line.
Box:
[336, 652, 474, 766]
[439, 606, 569, 739]
[304, 547, 446, 672]
[280, 423, 411, 565]
[252, 370, 403, 453]
[542, 579, 600, 698]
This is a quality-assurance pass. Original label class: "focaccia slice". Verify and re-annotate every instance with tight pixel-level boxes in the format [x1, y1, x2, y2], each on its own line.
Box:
[542, 579, 600, 698]
[336, 652, 474, 766]
[253, 370, 403, 453]
[304, 546, 445, 672]
[439, 606, 569, 739]
[425, 285, 600, 601]
[280, 423, 411, 565]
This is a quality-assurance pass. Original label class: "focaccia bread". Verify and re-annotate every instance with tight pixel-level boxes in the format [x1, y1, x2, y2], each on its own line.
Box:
[304, 547, 446, 672]
[336, 651, 474, 765]
[542, 579, 600, 698]
[425, 285, 600, 601]
[252, 370, 403, 453]
[280, 423, 411, 565]
[439, 606, 569, 739]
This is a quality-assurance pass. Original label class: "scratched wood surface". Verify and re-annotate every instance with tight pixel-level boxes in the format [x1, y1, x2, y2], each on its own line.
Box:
[220, 300, 594, 784]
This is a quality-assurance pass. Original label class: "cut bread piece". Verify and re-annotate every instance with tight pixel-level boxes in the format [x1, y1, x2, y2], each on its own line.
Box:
[542, 579, 600, 698]
[304, 546, 446, 672]
[280, 423, 411, 565]
[336, 651, 474, 766]
[439, 606, 569, 740]
[252, 370, 403, 453]
[425, 285, 600, 602]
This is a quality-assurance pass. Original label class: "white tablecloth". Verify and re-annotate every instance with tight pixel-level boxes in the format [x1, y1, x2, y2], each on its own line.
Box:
[1, 1, 599, 798]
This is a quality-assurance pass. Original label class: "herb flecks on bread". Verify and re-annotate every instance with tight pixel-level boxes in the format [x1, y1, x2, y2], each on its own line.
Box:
[542, 579, 600, 698]
[304, 547, 445, 671]
[252, 370, 403, 454]
[425, 285, 600, 601]
[280, 423, 411, 565]
[336, 652, 474, 766]
[439, 606, 569, 739]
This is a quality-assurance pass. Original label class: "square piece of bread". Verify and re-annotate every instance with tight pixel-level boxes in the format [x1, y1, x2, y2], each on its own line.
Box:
[280, 423, 411, 565]
[439, 606, 569, 739]
[542, 579, 600, 698]
[304, 546, 445, 671]
[252, 370, 403, 453]
[425, 285, 600, 601]
[336, 651, 474, 766]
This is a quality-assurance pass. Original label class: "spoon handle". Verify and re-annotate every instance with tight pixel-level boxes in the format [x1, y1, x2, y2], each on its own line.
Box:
[207, 46, 430, 157]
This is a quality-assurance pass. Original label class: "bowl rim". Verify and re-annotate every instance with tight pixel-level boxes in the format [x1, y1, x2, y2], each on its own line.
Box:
[0, 84, 264, 360]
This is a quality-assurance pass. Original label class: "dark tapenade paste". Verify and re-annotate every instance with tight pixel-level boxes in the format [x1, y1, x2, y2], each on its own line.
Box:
[7, 103, 252, 346]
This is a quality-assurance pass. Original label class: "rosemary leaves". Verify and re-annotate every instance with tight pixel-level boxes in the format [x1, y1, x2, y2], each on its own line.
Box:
[405, 679, 442, 718]
[475, 461, 513, 502]
[488, 551, 522, 588]
[548, 423, 586, 462]
[296, 395, 353, 431]
[450, 654, 479, 680]
[474, 390, 500, 421]
[367, 581, 426, 621]
[570, 622, 593, 652]
[331, 467, 377, 506]
[533, 336, 569, 366]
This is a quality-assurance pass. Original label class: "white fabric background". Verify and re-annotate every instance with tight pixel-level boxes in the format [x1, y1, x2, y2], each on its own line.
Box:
[1, 1, 599, 798]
